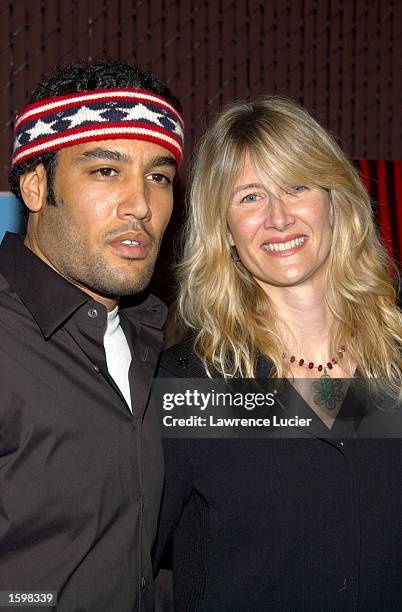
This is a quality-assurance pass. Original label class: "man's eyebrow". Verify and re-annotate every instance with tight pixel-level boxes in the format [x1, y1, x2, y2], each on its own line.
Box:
[148, 155, 177, 171]
[77, 148, 131, 163]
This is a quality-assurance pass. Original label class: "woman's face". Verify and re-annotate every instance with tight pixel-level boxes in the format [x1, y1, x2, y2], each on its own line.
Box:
[226, 154, 333, 293]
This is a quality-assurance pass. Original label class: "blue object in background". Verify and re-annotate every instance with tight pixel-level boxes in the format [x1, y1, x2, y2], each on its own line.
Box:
[0, 192, 25, 241]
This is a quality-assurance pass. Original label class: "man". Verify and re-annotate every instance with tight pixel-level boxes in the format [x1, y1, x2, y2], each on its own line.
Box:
[0, 61, 184, 611]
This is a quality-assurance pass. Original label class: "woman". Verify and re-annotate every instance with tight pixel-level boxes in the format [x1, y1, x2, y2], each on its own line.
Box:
[155, 97, 402, 611]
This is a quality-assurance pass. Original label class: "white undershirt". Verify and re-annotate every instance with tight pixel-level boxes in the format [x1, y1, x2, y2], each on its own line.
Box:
[103, 306, 132, 411]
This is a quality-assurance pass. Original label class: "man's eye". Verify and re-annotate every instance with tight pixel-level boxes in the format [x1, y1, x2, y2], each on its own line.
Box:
[92, 167, 118, 178]
[240, 193, 260, 203]
[146, 173, 171, 185]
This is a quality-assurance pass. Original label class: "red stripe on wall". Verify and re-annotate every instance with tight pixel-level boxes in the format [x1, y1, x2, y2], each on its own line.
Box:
[376, 160, 394, 260]
[393, 161, 402, 266]
[358, 159, 370, 195]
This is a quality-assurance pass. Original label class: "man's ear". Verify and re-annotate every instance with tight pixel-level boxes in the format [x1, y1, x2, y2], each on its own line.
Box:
[19, 165, 48, 212]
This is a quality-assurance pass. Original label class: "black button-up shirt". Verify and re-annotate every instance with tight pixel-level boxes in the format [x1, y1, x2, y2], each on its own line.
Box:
[0, 232, 167, 611]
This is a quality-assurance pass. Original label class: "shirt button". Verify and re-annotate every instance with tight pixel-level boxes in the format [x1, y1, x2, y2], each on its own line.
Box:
[141, 576, 147, 589]
[87, 308, 98, 318]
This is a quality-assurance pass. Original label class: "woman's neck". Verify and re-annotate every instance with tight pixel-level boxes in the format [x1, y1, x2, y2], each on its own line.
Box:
[265, 284, 335, 363]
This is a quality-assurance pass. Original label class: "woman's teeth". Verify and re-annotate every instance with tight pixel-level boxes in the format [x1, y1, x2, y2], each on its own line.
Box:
[263, 236, 305, 252]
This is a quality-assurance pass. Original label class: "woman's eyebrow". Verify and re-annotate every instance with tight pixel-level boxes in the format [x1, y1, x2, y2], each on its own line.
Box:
[232, 182, 264, 195]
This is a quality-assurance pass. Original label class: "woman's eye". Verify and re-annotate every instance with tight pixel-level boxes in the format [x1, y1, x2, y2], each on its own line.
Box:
[240, 193, 260, 203]
[146, 173, 172, 185]
[92, 167, 118, 178]
[289, 186, 307, 194]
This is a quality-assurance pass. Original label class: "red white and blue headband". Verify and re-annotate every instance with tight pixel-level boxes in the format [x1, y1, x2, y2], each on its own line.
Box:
[12, 88, 184, 167]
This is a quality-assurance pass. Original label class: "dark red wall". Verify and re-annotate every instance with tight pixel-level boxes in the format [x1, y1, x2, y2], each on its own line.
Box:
[1, 0, 401, 189]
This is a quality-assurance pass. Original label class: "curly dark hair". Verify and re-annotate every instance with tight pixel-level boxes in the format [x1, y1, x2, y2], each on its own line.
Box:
[9, 61, 182, 215]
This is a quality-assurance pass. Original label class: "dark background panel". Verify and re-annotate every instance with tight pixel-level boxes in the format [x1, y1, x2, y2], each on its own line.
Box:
[1, 0, 401, 187]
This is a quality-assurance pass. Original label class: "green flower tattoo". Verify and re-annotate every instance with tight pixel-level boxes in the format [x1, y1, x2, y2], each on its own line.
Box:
[312, 371, 344, 410]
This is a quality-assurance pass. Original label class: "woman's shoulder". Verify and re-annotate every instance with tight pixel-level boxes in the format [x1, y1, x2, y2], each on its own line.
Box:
[157, 336, 272, 378]
[157, 335, 209, 378]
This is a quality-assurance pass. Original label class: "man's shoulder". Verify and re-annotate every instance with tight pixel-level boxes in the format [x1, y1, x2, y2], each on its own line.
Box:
[120, 293, 168, 331]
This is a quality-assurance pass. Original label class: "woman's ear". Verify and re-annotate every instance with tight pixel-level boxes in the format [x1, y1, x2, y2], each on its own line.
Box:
[328, 190, 334, 227]
[227, 229, 235, 246]
[19, 164, 48, 213]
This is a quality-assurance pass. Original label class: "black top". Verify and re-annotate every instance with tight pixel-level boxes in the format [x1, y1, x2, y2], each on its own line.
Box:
[155, 336, 402, 611]
[0, 233, 167, 611]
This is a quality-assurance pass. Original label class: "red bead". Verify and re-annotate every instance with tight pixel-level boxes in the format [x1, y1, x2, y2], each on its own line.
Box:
[327, 362, 333, 369]
[332, 358, 337, 364]
[318, 365, 323, 372]
[308, 362, 314, 369]
[290, 355, 296, 363]
[299, 359, 304, 366]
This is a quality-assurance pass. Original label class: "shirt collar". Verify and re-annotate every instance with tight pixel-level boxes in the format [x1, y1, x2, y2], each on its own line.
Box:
[0, 232, 167, 337]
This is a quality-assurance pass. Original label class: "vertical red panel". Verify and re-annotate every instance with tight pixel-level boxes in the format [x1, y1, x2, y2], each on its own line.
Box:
[376, 159, 394, 259]
[358, 159, 370, 195]
[393, 161, 402, 265]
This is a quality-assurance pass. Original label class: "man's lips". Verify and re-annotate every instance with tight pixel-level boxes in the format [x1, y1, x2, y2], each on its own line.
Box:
[261, 234, 307, 256]
[108, 232, 153, 259]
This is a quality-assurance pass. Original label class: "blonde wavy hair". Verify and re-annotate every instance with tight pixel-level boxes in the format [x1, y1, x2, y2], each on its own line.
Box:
[177, 96, 401, 391]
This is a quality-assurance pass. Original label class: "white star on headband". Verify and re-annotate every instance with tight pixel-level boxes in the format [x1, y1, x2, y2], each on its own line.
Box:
[67, 106, 108, 128]
[119, 103, 166, 126]
[26, 119, 57, 140]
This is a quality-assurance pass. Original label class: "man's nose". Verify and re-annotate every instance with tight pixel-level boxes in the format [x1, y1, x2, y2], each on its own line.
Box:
[263, 194, 295, 231]
[116, 181, 152, 222]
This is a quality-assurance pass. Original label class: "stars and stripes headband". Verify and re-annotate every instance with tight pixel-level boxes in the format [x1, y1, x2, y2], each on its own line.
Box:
[12, 88, 184, 167]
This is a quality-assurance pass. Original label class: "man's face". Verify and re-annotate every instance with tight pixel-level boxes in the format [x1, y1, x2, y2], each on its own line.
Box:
[24, 139, 176, 300]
